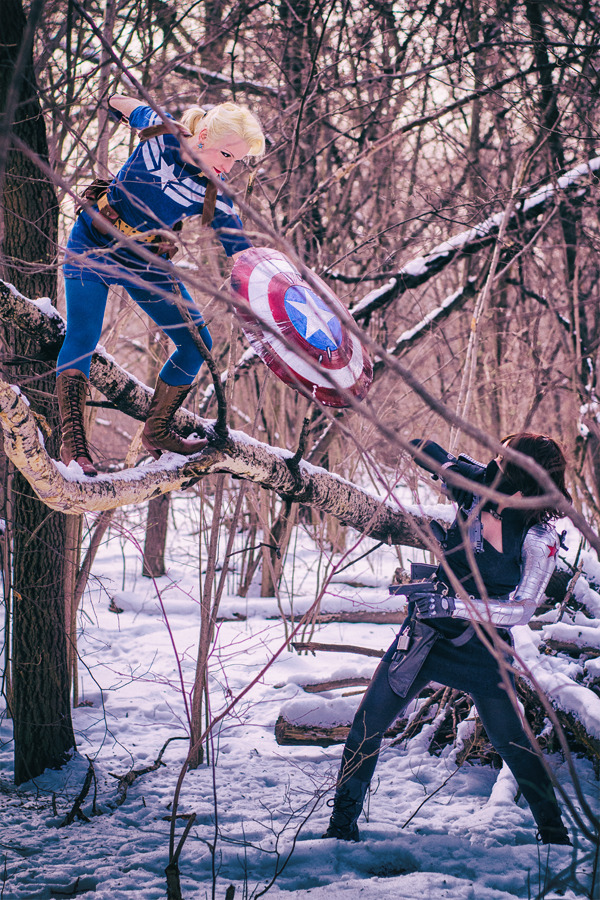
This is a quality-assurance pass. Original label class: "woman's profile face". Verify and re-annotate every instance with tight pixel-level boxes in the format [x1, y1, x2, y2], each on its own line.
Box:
[195, 130, 250, 178]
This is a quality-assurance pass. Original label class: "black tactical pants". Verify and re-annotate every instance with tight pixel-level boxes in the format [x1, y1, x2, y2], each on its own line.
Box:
[338, 626, 561, 817]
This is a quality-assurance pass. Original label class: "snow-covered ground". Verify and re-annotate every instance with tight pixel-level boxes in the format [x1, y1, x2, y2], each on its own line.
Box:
[0, 494, 598, 900]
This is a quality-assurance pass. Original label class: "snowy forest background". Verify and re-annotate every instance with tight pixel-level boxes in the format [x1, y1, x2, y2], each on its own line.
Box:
[0, 0, 599, 898]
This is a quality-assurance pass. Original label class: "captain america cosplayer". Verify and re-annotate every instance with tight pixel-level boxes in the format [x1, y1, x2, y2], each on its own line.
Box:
[56, 95, 265, 475]
[322, 432, 572, 847]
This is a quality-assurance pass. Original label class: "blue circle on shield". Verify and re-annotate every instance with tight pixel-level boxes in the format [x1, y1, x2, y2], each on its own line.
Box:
[284, 285, 342, 351]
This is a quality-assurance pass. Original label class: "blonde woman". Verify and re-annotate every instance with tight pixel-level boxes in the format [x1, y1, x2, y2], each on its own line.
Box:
[57, 96, 265, 474]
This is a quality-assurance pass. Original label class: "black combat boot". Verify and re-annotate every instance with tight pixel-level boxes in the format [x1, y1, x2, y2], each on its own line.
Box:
[530, 799, 571, 845]
[322, 776, 369, 841]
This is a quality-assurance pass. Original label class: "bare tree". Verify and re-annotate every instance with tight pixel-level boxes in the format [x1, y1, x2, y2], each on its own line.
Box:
[0, 0, 76, 783]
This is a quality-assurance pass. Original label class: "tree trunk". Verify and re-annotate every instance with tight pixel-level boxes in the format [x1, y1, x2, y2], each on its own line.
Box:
[142, 330, 171, 578]
[143, 492, 171, 578]
[0, 0, 75, 783]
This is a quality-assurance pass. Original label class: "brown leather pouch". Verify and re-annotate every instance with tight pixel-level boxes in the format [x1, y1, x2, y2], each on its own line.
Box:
[76, 177, 113, 213]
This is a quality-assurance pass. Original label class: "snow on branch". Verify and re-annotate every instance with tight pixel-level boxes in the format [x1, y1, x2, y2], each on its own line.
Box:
[173, 63, 279, 97]
[370, 280, 479, 378]
[0, 280, 434, 547]
[352, 156, 600, 323]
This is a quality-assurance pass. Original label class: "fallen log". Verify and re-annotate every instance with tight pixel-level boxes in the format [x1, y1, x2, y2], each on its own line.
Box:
[541, 640, 600, 660]
[275, 715, 407, 747]
[273, 609, 407, 625]
[301, 676, 371, 693]
[517, 676, 600, 761]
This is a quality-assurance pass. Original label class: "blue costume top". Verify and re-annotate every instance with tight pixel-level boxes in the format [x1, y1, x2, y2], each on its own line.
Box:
[63, 105, 251, 286]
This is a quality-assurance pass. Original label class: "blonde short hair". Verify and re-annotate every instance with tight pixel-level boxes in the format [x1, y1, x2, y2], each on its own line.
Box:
[181, 102, 265, 158]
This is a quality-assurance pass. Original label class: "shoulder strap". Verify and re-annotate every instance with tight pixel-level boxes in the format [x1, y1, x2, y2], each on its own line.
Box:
[137, 121, 192, 142]
[135, 122, 218, 227]
[201, 180, 218, 227]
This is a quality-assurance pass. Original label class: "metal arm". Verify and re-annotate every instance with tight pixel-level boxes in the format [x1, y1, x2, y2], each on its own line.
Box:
[451, 523, 560, 627]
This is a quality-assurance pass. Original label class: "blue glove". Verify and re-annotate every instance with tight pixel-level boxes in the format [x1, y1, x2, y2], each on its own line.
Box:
[413, 589, 456, 619]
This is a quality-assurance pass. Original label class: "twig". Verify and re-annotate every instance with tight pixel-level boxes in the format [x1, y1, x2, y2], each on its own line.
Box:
[73, 509, 115, 607]
[389, 687, 447, 748]
[165, 813, 197, 900]
[556, 559, 583, 622]
[401, 763, 463, 830]
[109, 736, 187, 807]
[285, 417, 311, 490]
[291, 640, 384, 658]
[169, 285, 229, 442]
[59, 757, 95, 827]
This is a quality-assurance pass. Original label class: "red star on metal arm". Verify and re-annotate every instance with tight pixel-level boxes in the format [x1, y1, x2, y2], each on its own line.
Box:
[547, 544, 558, 558]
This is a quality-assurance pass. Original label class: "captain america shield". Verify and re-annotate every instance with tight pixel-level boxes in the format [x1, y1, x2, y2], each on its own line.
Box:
[230, 248, 372, 407]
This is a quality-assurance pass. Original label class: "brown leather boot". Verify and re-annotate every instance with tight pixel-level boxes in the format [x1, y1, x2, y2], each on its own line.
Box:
[141, 377, 207, 459]
[56, 370, 98, 477]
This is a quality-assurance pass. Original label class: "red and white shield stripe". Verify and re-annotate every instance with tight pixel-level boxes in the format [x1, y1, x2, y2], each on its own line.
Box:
[231, 248, 372, 407]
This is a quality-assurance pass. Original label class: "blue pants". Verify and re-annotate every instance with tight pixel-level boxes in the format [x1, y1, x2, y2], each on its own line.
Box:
[339, 630, 561, 817]
[58, 277, 213, 386]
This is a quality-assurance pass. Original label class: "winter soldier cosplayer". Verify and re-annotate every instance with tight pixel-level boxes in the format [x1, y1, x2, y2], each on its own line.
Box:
[323, 432, 572, 846]
[57, 95, 265, 475]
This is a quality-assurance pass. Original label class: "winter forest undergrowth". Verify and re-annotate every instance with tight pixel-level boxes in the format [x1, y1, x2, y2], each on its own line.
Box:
[1, 489, 599, 900]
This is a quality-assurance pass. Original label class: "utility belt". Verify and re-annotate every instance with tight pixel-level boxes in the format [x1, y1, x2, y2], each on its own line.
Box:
[78, 179, 180, 259]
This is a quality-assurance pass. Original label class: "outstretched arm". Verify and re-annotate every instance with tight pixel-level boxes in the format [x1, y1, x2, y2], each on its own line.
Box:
[410, 438, 487, 508]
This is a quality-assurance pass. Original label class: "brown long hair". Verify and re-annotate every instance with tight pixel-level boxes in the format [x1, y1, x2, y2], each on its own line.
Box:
[501, 432, 571, 524]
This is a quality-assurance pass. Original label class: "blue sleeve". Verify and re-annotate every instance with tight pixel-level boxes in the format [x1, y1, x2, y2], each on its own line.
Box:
[211, 195, 252, 257]
[128, 105, 173, 130]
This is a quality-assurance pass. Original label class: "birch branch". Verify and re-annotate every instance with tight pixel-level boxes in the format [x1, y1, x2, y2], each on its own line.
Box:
[351, 156, 600, 323]
[0, 373, 437, 546]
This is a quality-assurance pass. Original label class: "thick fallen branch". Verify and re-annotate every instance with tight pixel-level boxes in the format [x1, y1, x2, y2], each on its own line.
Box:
[0, 339, 437, 547]
[292, 641, 385, 658]
[109, 736, 187, 807]
[59, 757, 97, 826]
[543, 639, 600, 659]
[517, 676, 600, 761]
[271, 609, 407, 624]
[301, 676, 371, 693]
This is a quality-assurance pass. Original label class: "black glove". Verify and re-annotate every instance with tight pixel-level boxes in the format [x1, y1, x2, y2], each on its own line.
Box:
[409, 439, 457, 475]
[410, 439, 487, 509]
[443, 463, 479, 508]
[413, 589, 456, 619]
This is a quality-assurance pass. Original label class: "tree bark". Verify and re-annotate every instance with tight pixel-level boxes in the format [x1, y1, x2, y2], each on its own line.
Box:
[0, 375, 438, 547]
[142, 492, 171, 578]
[0, 0, 75, 783]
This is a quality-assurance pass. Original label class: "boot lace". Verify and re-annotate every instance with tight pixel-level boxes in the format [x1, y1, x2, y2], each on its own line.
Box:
[65, 378, 92, 458]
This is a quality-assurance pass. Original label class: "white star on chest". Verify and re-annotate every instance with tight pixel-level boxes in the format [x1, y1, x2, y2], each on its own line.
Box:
[157, 158, 176, 188]
[286, 294, 337, 343]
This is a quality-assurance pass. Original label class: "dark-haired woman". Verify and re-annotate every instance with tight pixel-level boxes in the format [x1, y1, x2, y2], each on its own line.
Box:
[322, 433, 572, 846]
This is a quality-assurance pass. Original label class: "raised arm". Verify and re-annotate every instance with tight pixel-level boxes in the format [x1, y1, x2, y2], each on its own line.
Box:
[410, 438, 487, 508]
[107, 94, 143, 122]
